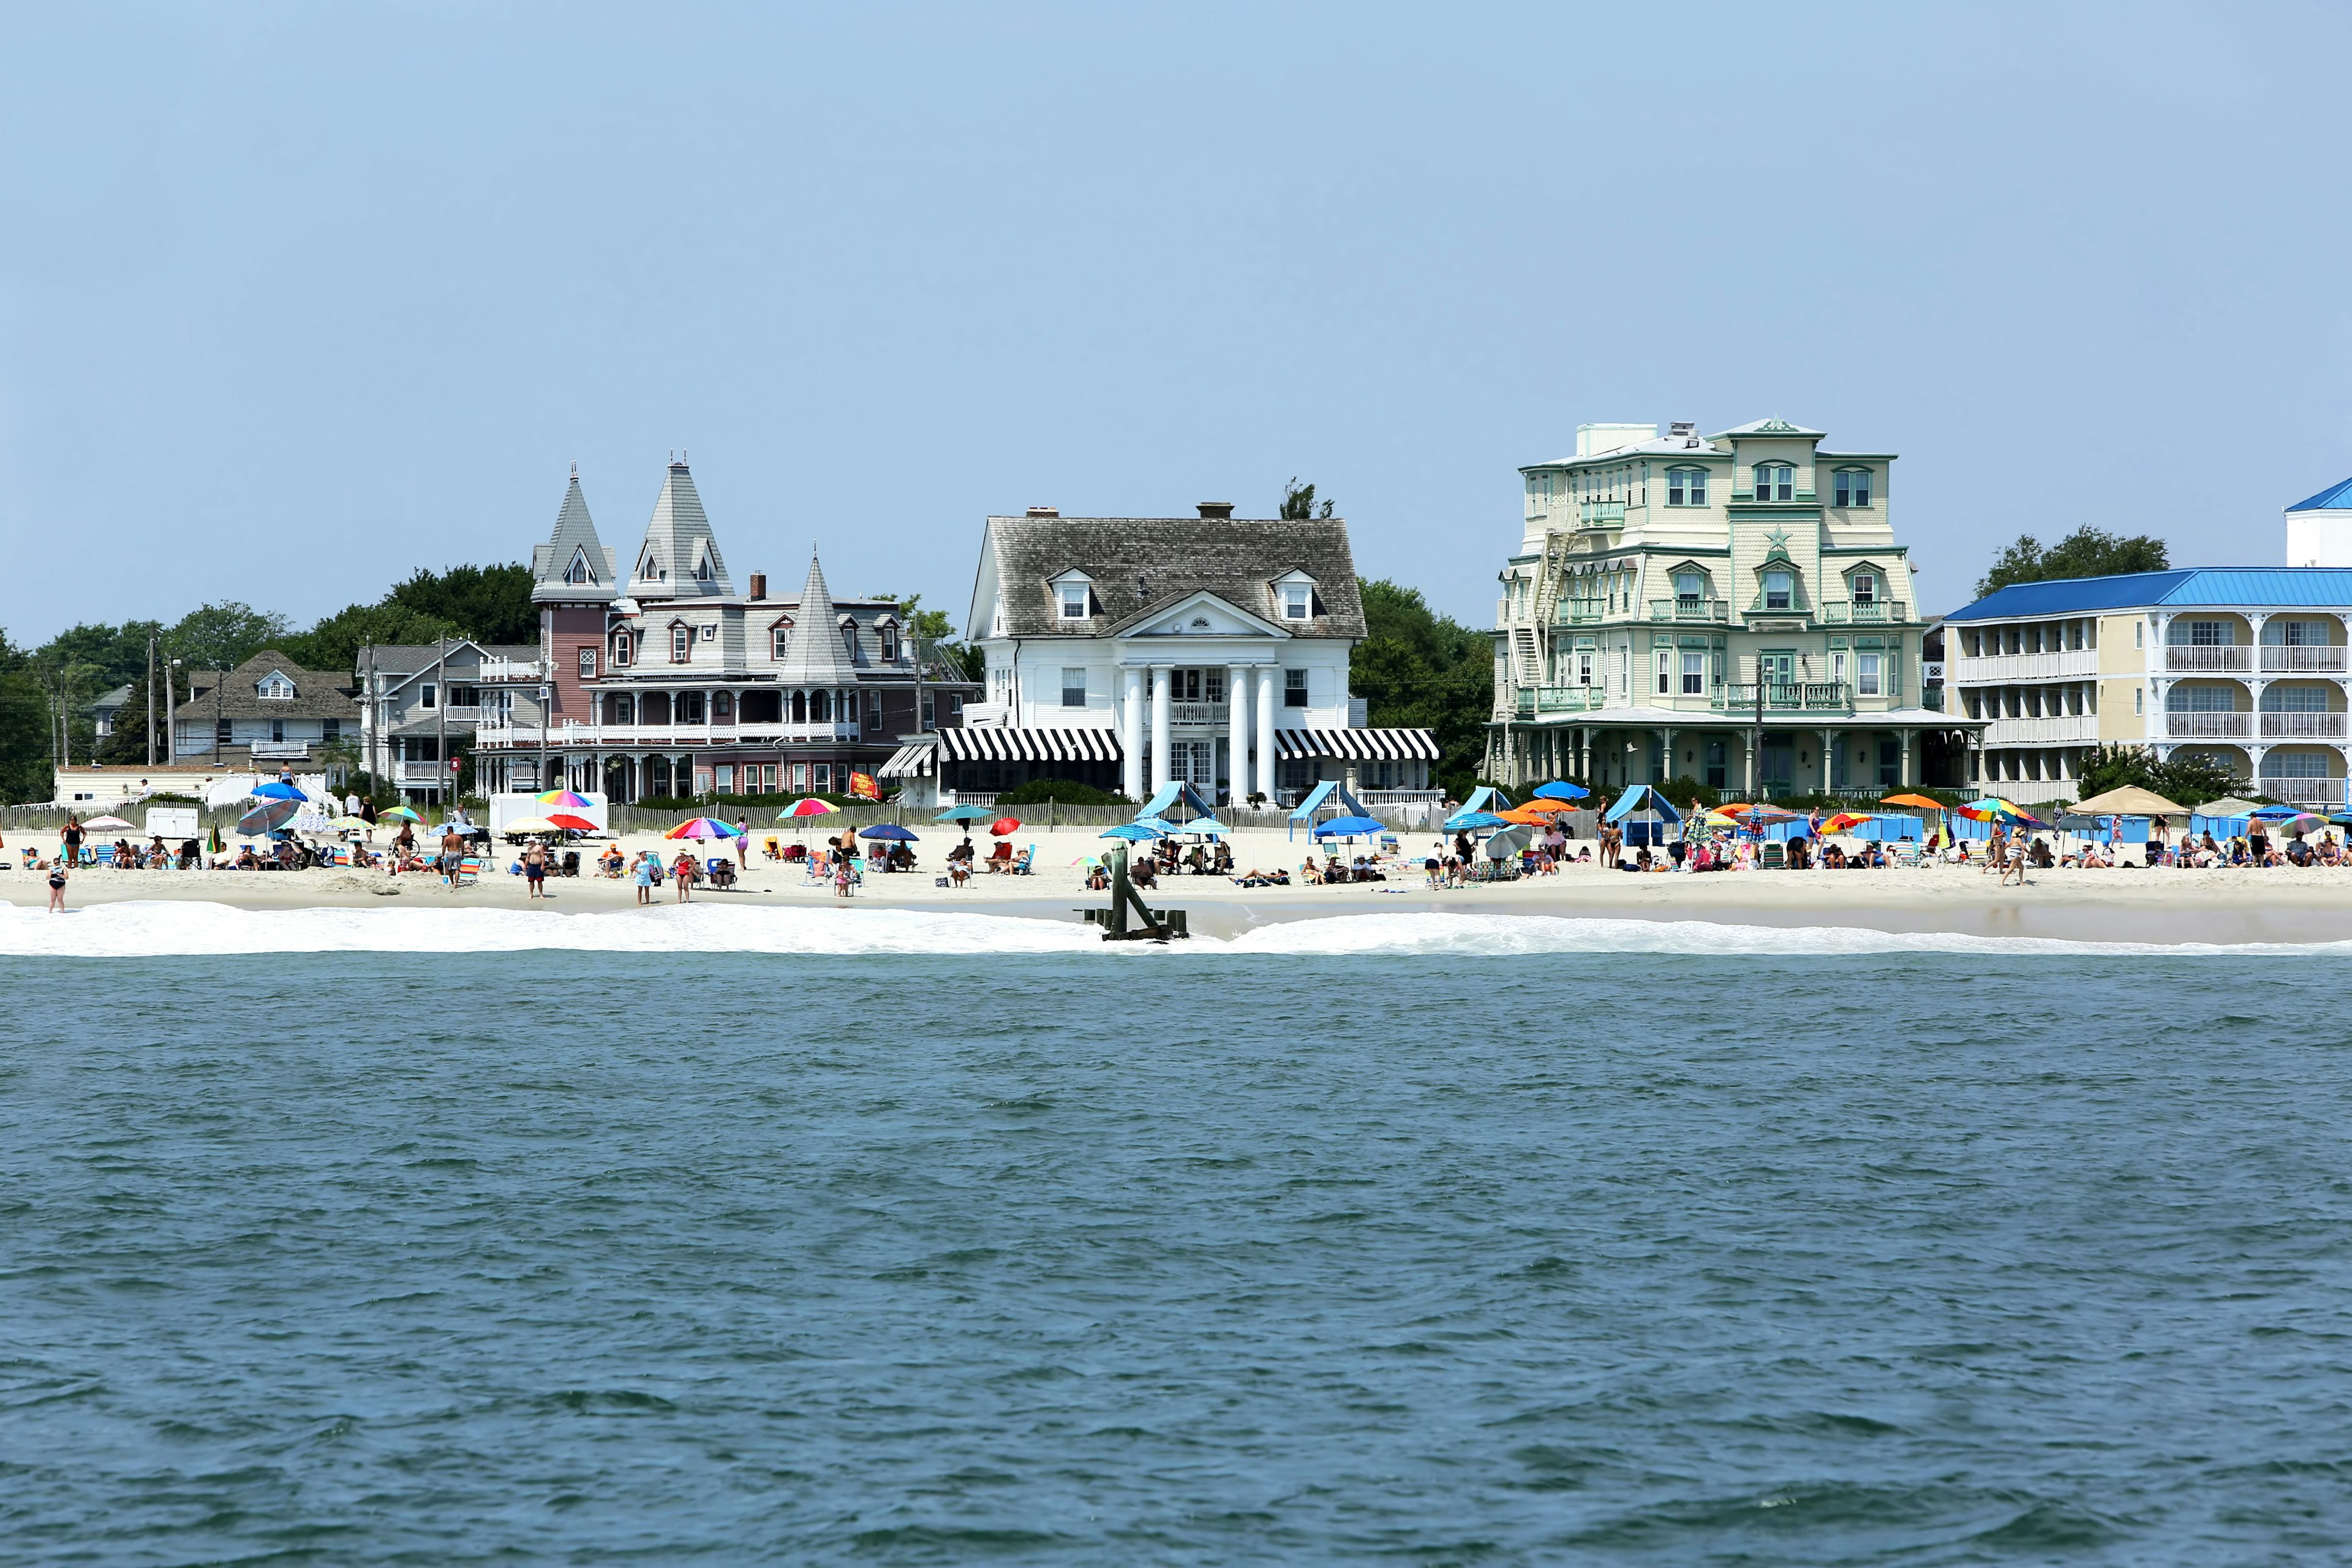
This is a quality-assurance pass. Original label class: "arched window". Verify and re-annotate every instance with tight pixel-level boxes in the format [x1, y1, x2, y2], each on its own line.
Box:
[840, 620, 859, 659]
[792, 691, 807, 723]
[1754, 463, 1794, 502]
[1833, 467, 1872, 507]
[612, 631, 632, 667]
[1665, 467, 1708, 507]
[812, 690, 831, 721]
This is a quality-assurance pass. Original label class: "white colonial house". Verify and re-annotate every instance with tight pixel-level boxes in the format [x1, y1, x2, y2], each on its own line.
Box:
[889, 503, 1436, 807]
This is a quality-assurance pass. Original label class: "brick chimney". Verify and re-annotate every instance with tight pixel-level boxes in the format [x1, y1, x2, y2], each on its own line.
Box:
[748, 573, 766, 600]
[1197, 502, 1235, 520]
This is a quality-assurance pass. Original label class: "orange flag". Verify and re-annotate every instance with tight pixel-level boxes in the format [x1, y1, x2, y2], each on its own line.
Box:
[848, 771, 881, 801]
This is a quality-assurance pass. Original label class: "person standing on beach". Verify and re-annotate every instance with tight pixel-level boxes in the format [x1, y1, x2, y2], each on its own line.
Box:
[47, 858, 67, 911]
[440, 824, 466, 887]
[522, 839, 548, 899]
[61, 815, 83, 867]
[633, 851, 656, 905]
[673, 849, 695, 902]
[734, 816, 750, 869]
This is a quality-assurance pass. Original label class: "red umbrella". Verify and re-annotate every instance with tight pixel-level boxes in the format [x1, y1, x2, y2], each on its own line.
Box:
[546, 813, 597, 832]
[989, 816, 1022, 837]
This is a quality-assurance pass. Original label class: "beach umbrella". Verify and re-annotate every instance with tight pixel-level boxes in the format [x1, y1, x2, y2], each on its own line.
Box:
[1702, 809, 1743, 829]
[665, 816, 742, 840]
[236, 799, 299, 835]
[1101, 822, 1163, 842]
[1496, 805, 1551, 827]
[1485, 824, 1537, 858]
[933, 804, 996, 823]
[1313, 815, 1387, 839]
[1879, 792, 1945, 812]
[381, 804, 421, 821]
[2072, 785, 2190, 818]
[780, 797, 839, 819]
[545, 813, 598, 832]
[1444, 810, 1509, 832]
[1532, 781, 1590, 801]
[83, 815, 134, 830]
[988, 816, 1022, 836]
[1954, 796, 2027, 821]
[1822, 811, 1872, 834]
[1514, 797, 1583, 816]
[504, 815, 562, 834]
[859, 823, 917, 842]
[330, 815, 372, 830]
[1179, 815, 1228, 834]
[2255, 808, 2326, 834]
[535, 789, 594, 809]
[251, 780, 308, 802]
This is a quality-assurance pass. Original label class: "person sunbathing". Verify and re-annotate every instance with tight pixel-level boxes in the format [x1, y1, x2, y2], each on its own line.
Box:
[1231, 867, 1290, 888]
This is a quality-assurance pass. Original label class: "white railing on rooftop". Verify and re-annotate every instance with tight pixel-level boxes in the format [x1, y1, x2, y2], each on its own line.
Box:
[1951, 649, 2099, 684]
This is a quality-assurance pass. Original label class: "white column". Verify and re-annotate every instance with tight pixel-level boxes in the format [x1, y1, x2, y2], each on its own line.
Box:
[1120, 668, 1144, 800]
[1227, 665, 1250, 808]
[1150, 666, 1172, 794]
[1256, 667, 1278, 799]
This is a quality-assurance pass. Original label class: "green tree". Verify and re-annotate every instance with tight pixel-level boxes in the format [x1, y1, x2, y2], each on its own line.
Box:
[1349, 578, 1493, 797]
[279, 601, 461, 673]
[875, 592, 984, 684]
[34, 620, 160, 690]
[1975, 526, 2169, 600]
[2072, 742, 2244, 807]
[1280, 478, 1335, 521]
[388, 563, 537, 645]
[0, 628, 50, 802]
[165, 602, 291, 673]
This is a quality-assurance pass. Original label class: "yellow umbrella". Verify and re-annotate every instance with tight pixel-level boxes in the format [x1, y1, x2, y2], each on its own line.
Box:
[504, 815, 562, 834]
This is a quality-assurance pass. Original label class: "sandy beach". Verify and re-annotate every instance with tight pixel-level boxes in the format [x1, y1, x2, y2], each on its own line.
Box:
[18, 824, 2352, 944]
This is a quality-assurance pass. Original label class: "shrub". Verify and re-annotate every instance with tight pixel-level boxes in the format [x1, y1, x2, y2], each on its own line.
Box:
[994, 778, 1126, 806]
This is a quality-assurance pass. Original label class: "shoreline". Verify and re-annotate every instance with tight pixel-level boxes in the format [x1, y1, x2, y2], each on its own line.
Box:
[16, 819, 2352, 945]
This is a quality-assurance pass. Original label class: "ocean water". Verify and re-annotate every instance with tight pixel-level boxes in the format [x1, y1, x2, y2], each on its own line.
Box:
[4, 905, 2350, 1564]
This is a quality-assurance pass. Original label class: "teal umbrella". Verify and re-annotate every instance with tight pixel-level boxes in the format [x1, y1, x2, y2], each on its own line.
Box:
[933, 805, 996, 823]
[1101, 822, 1164, 842]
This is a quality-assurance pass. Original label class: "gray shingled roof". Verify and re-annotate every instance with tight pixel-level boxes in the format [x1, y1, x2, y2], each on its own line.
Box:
[774, 553, 862, 685]
[530, 471, 620, 604]
[628, 462, 732, 601]
[176, 652, 361, 722]
[982, 515, 1365, 639]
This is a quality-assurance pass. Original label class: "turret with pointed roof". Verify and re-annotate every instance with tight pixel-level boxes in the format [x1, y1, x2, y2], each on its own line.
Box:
[628, 459, 733, 600]
[530, 469, 619, 603]
[775, 552, 861, 686]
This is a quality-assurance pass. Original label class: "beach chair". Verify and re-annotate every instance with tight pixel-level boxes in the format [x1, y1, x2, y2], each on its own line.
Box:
[802, 851, 830, 886]
[1891, 840, 1923, 868]
[93, 845, 116, 865]
[1011, 845, 1034, 876]
[1758, 840, 1787, 870]
[705, 856, 736, 889]
[453, 856, 483, 888]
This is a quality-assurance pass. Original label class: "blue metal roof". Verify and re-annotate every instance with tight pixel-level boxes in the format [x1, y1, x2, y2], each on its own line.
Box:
[1944, 571, 2192, 620]
[1947, 567, 2352, 620]
[2286, 476, 2352, 512]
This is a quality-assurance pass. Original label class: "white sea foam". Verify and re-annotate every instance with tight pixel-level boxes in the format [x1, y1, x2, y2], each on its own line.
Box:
[0, 901, 2340, 961]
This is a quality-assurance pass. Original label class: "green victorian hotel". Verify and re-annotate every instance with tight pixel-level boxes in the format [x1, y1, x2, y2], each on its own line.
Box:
[1485, 418, 1981, 796]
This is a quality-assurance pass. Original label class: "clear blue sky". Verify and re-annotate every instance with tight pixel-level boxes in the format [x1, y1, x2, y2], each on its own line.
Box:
[4, 2, 2346, 646]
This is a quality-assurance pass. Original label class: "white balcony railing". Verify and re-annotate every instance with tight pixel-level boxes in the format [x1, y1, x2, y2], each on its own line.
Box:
[394, 761, 453, 786]
[2255, 777, 2346, 807]
[249, 740, 311, 759]
[2259, 646, 2349, 673]
[478, 658, 545, 681]
[1981, 715, 2098, 745]
[2164, 712, 2253, 738]
[2164, 646, 2253, 673]
[472, 722, 862, 748]
[1170, 701, 1228, 725]
[1951, 649, 2100, 683]
[2259, 711, 2348, 738]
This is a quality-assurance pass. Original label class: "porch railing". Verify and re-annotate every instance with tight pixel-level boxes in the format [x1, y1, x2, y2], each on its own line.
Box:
[2164, 646, 2252, 672]
[2163, 712, 2252, 737]
[2255, 776, 2346, 807]
[1648, 597, 1730, 622]
[1819, 599, 1909, 624]
[1713, 682, 1853, 712]
[2258, 711, 2347, 738]
[2259, 646, 2348, 673]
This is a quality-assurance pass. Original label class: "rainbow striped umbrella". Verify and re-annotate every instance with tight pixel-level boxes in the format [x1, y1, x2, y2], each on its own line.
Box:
[536, 790, 594, 809]
[664, 817, 742, 840]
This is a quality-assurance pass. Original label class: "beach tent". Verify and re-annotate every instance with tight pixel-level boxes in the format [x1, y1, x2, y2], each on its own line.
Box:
[1602, 785, 1682, 848]
[1287, 780, 1370, 841]
[1139, 781, 1220, 826]
[1457, 785, 1513, 816]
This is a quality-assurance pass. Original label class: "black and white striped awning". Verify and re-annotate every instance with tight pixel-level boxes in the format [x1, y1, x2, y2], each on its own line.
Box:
[877, 741, 935, 778]
[937, 726, 1123, 764]
[1275, 727, 1439, 761]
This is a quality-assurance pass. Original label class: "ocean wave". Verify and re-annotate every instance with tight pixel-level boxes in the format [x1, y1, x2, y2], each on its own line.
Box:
[0, 901, 2339, 960]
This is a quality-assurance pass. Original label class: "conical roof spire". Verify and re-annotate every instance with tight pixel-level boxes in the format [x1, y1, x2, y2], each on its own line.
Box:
[776, 549, 861, 685]
[628, 458, 731, 600]
[531, 469, 617, 603]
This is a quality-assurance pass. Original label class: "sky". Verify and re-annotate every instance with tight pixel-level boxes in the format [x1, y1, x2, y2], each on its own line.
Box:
[3, 2, 2348, 647]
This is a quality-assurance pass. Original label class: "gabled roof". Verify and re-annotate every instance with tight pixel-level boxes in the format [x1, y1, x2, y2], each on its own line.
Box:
[628, 461, 732, 601]
[2287, 476, 2352, 513]
[1711, 417, 1825, 440]
[1945, 567, 2352, 620]
[530, 470, 619, 604]
[176, 651, 360, 722]
[978, 514, 1365, 639]
[774, 554, 861, 685]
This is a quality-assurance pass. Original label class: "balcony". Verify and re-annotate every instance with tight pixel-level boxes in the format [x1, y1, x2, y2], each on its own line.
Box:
[1819, 600, 1910, 625]
[1745, 591, 1812, 619]
[1648, 597, 1730, 623]
[1951, 649, 2100, 682]
[1560, 600, 1604, 625]
[394, 761, 452, 786]
[1982, 715, 2098, 745]
[249, 740, 311, 760]
[2260, 646, 2348, 673]
[2260, 711, 2348, 739]
[1170, 701, 1228, 725]
[1712, 682, 1854, 713]
[2163, 711, 2252, 738]
[478, 658, 545, 682]
[2164, 646, 2253, 673]
[1578, 500, 1626, 527]
[470, 722, 862, 748]
[1510, 685, 1608, 718]
[2256, 776, 2346, 807]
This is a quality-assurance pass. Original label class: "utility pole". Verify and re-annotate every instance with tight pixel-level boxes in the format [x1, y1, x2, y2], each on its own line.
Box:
[213, 663, 224, 765]
[434, 635, 448, 810]
[146, 630, 157, 766]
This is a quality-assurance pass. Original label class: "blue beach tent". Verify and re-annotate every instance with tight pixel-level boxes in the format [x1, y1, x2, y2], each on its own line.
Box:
[1137, 781, 1219, 825]
[1603, 785, 1682, 848]
[1288, 780, 1371, 840]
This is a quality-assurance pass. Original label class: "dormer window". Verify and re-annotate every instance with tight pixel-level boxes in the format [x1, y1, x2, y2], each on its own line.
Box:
[1666, 467, 1708, 507]
[1060, 584, 1089, 620]
[694, 549, 715, 585]
[880, 625, 900, 662]
[1852, 571, 1878, 604]
[641, 551, 663, 582]
[257, 674, 295, 701]
[771, 624, 791, 658]
[671, 624, 692, 663]
[1763, 569, 1795, 611]
[841, 620, 859, 659]
[1754, 463, 1794, 502]
[566, 548, 595, 586]
[1283, 584, 1311, 621]
[612, 632, 632, 667]
[1833, 467, 1872, 508]
[1673, 571, 1703, 608]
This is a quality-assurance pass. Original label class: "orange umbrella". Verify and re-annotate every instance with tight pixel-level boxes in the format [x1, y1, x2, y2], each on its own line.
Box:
[1513, 797, 1582, 816]
[1496, 805, 1553, 826]
[1822, 811, 1871, 834]
[1879, 793, 1945, 811]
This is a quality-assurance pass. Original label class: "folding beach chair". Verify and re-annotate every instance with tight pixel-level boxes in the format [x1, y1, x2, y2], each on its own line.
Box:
[1011, 846, 1035, 875]
[1758, 840, 1787, 870]
[453, 856, 483, 888]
